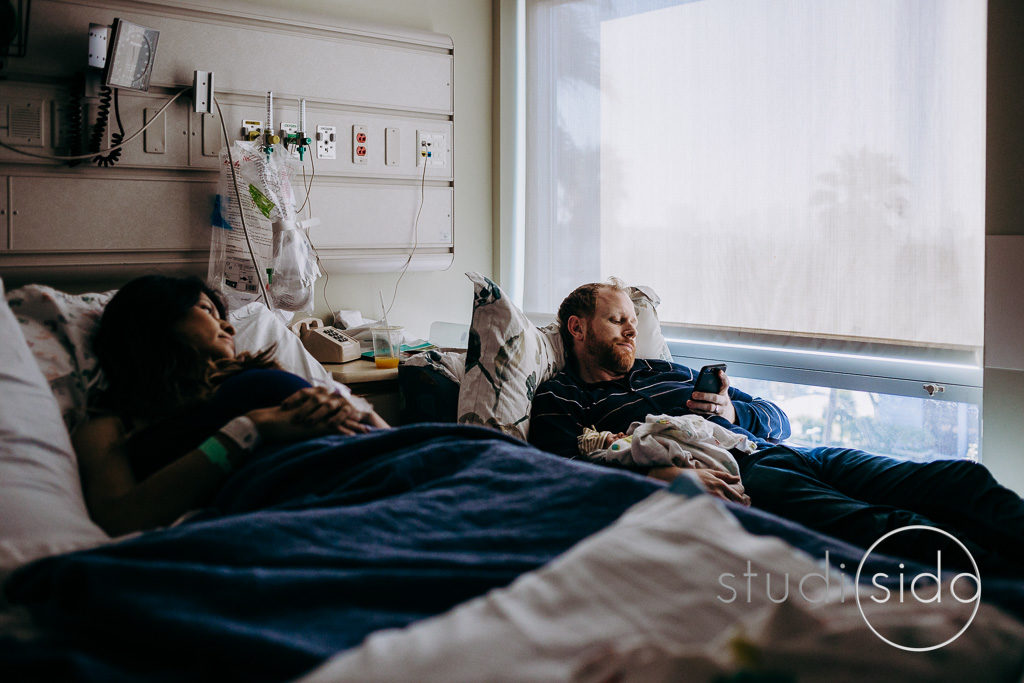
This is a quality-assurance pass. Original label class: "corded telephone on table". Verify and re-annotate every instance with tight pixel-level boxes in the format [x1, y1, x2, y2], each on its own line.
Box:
[289, 318, 361, 363]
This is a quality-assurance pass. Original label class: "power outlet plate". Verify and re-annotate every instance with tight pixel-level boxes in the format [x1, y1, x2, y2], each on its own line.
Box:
[317, 125, 336, 159]
[352, 124, 368, 165]
[416, 130, 447, 168]
[385, 127, 400, 166]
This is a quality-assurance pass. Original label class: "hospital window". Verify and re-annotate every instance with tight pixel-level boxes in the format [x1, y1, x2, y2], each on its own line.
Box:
[515, 0, 986, 460]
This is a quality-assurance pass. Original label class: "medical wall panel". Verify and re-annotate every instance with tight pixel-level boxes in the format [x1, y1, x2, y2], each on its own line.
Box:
[9, 175, 210, 252]
[0, 0, 455, 282]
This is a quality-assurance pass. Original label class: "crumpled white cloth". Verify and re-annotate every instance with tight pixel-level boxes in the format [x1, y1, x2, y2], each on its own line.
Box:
[590, 414, 756, 476]
[297, 485, 1024, 683]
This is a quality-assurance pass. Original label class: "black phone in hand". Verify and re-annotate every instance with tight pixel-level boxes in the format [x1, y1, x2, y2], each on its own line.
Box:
[693, 363, 727, 393]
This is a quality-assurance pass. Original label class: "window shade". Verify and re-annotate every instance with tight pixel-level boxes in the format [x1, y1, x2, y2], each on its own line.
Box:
[524, 0, 985, 351]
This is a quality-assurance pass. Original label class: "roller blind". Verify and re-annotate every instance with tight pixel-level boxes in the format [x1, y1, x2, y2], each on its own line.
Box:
[524, 0, 986, 352]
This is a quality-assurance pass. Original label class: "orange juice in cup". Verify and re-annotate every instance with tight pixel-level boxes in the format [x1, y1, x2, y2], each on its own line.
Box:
[371, 326, 403, 369]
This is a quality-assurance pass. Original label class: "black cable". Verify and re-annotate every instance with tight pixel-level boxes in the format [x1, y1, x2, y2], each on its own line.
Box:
[65, 72, 85, 168]
[215, 97, 270, 308]
[93, 88, 124, 168]
[89, 84, 111, 159]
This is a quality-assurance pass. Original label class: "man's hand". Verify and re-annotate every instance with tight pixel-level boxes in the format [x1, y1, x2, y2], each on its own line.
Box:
[645, 466, 750, 506]
[691, 469, 750, 506]
[687, 369, 736, 423]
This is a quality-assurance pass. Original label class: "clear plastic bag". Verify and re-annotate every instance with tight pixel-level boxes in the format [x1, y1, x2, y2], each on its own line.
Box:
[208, 142, 318, 314]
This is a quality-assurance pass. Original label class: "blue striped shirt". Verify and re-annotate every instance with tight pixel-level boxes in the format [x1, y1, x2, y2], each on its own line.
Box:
[528, 359, 791, 459]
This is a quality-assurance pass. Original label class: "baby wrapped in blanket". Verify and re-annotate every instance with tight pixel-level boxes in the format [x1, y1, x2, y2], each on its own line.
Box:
[577, 413, 757, 478]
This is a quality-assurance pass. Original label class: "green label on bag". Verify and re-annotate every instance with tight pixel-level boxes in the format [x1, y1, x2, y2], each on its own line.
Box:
[248, 184, 275, 218]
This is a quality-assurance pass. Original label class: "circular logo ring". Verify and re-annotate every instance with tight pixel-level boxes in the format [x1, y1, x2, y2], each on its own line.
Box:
[854, 524, 981, 652]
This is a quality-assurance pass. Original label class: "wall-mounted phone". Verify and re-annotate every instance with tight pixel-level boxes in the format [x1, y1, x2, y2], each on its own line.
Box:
[290, 318, 360, 363]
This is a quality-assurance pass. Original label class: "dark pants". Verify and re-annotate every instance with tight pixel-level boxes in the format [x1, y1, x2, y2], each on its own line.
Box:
[738, 446, 1024, 574]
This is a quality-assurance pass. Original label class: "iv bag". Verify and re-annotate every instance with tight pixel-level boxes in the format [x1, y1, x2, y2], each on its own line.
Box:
[268, 215, 321, 314]
[208, 142, 317, 313]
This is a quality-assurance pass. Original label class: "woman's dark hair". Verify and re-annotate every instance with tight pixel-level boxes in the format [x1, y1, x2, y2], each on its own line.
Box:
[94, 275, 273, 420]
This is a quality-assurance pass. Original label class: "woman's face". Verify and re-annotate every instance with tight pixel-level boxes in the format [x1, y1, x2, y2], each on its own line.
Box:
[172, 292, 235, 360]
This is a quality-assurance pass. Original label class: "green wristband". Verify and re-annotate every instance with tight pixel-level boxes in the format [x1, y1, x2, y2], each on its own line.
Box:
[198, 436, 234, 474]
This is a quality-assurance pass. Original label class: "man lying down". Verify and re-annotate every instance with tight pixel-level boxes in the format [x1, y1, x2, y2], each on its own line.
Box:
[528, 280, 1024, 575]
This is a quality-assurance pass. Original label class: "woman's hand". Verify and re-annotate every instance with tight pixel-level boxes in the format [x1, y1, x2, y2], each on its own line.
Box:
[247, 386, 373, 440]
[281, 386, 390, 430]
[686, 370, 737, 423]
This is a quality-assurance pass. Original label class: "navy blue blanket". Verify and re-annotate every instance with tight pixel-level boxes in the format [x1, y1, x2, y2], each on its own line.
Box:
[1, 424, 661, 682]
[3, 424, 1023, 682]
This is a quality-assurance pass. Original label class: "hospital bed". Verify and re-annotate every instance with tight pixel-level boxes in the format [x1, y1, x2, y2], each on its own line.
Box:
[2, 275, 1024, 682]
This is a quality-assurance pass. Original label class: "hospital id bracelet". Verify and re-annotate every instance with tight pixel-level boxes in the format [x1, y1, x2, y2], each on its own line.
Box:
[218, 415, 262, 451]
[198, 437, 234, 474]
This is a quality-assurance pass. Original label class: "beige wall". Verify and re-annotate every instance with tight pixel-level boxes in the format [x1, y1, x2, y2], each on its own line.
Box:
[983, 0, 1024, 492]
[234, 0, 494, 339]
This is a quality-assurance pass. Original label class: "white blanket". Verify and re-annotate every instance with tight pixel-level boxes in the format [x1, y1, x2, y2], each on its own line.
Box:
[588, 414, 756, 476]
[298, 480, 1024, 682]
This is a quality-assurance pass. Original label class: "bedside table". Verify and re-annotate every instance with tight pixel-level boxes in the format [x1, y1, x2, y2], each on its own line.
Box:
[322, 359, 402, 425]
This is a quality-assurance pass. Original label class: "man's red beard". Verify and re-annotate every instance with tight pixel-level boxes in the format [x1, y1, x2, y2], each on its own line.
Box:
[585, 335, 635, 375]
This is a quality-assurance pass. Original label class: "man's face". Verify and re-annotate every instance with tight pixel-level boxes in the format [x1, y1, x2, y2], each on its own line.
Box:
[577, 289, 638, 376]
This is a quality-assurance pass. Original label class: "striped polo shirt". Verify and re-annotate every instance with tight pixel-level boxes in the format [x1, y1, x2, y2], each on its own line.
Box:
[528, 358, 791, 460]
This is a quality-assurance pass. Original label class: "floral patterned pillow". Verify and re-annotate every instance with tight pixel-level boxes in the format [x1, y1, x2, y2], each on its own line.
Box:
[456, 273, 563, 441]
[456, 273, 671, 441]
[5, 286, 113, 432]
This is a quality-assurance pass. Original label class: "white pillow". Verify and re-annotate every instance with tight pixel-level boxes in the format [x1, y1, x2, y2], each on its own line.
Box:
[456, 273, 671, 441]
[229, 302, 353, 398]
[0, 279, 110, 573]
[4, 285, 114, 433]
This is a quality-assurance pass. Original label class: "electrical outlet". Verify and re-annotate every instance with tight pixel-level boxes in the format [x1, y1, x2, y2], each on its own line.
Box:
[352, 124, 368, 165]
[416, 130, 447, 168]
[317, 125, 336, 159]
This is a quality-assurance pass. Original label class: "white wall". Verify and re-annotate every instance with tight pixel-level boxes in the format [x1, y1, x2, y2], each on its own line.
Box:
[225, 0, 494, 339]
[981, 0, 1024, 493]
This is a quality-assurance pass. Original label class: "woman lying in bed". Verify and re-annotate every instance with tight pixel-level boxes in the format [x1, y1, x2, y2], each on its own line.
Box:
[73, 275, 389, 536]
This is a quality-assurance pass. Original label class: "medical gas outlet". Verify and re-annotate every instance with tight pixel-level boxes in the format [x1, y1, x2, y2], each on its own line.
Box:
[241, 120, 262, 141]
[316, 125, 336, 159]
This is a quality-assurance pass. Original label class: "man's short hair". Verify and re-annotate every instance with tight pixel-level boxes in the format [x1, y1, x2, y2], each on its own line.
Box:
[557, 278, 630, 355]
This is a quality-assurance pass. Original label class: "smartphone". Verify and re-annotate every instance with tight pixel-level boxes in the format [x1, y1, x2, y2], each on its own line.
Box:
[693, 363, 727, 393]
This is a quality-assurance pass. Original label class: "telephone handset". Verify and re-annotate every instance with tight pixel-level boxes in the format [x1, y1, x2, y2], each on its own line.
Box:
[290, 318, 361, 363]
